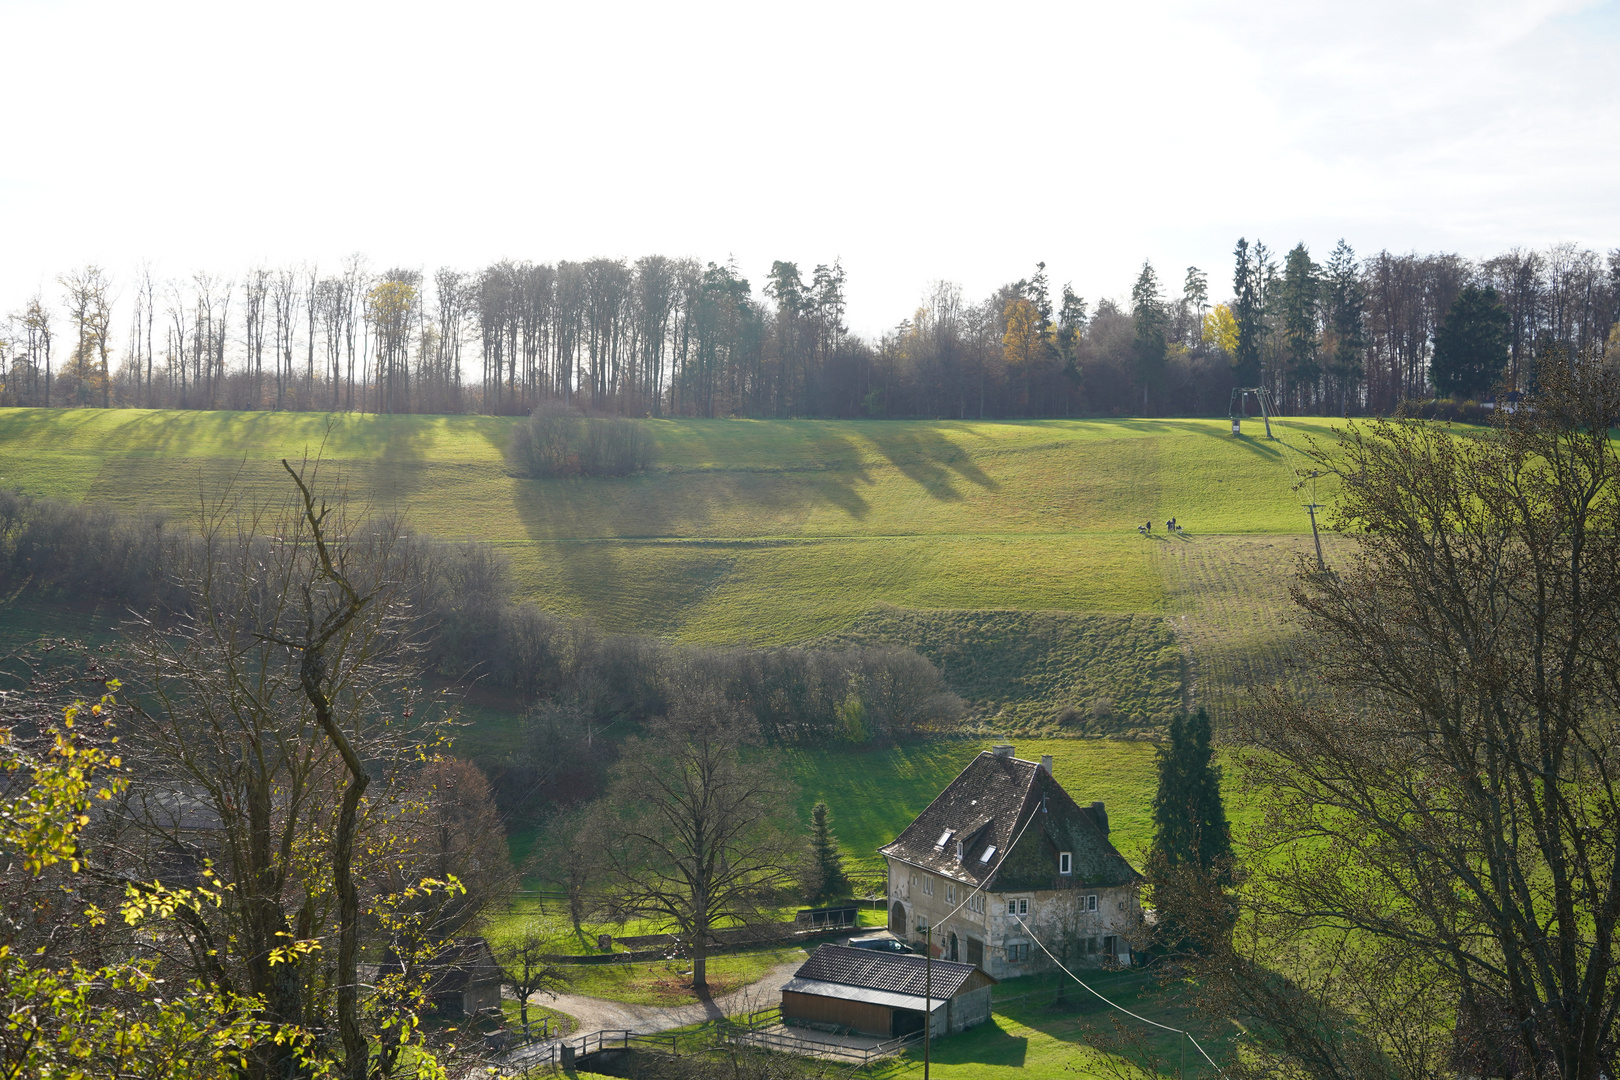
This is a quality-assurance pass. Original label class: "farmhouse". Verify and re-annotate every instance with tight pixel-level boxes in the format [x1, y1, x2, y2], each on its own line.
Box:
[881, 745, 1142, 980]
[780, 944, 995, 1039]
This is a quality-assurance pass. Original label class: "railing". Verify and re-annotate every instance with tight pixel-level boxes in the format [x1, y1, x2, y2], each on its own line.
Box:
[499, 1026, 682, 1072]
[728, 1026, 922, 1063]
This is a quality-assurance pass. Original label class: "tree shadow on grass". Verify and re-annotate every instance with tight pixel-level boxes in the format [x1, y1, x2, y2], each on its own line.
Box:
[1191, 425, 1285, 460]
[867, 426, 999, 503]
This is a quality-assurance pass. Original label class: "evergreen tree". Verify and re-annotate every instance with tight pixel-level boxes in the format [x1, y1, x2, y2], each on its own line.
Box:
[1432, 285, 1510, 400]
[1323, 239, 1366, 417]
[1278, 243, 1322, 408]
[1131, 260, 1167, 413]
[1150, 708, 1232, 874]
[805, 800, 849, 903]
[1150, 709, 1233, 954]
[1231, 239, 1266, 386]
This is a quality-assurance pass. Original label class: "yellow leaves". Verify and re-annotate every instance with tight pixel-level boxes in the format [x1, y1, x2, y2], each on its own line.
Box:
[1002, 298, 1042, 369]
[1202, 303, 1239, 354]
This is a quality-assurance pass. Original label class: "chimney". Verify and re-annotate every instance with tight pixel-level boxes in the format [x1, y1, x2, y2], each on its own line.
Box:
[1091, 800, 1109, 837]
[992, 744, 1014, 760]
[1039, 754, 1053, 775]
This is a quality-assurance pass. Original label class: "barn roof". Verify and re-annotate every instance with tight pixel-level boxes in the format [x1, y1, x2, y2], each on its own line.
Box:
[791, 945, 986, 1001]
[878, 749, 1140, 891]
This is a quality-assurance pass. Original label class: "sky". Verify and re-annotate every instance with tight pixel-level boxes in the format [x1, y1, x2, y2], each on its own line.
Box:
[2, 0, 1617, 336]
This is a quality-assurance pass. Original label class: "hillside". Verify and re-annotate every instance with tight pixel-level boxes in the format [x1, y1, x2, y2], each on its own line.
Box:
[0, 407, 1329, 620]
[0, 407, 1345, 724]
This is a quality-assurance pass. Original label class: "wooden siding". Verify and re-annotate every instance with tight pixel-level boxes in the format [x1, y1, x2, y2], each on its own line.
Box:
[782, 990, 894, 1037]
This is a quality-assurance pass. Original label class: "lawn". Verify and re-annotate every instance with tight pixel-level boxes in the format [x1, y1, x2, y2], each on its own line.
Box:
[858, 967, 1229, 1080]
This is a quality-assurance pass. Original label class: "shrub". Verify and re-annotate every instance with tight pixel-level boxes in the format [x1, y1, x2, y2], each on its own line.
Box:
[507, 402, 655, 477]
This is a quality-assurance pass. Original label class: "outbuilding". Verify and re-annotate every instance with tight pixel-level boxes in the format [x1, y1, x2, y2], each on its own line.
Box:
[780, 944, 995, 1040]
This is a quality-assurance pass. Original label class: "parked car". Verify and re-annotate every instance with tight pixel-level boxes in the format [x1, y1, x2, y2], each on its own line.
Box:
[846, 933, 914, 954]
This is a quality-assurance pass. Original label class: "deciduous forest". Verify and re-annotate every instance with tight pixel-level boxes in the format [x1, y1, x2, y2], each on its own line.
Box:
[5, 241, 1616, 419]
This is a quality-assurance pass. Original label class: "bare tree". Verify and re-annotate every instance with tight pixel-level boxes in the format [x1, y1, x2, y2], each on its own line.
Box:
[1227, 357, 1620, 1080]
[587, 683, 796, 991]
[118, 462, 447, 1079]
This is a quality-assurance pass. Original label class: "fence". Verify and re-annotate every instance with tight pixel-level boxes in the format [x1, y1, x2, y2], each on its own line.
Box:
[499, 1027, 681, 1073]
[728, 1026, 922, 1063]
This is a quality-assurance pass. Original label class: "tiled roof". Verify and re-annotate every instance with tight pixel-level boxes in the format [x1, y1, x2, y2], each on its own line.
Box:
[879, 751, 1140, 891]
[794, 945, 980, 1000]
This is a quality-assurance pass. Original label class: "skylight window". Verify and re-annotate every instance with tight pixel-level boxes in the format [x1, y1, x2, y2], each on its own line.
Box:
[979, 845, 997, 864]
[935, 829, 954, 849]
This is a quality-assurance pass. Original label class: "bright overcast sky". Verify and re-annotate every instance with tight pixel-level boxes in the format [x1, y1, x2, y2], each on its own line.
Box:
[3, 0, 1617, 335]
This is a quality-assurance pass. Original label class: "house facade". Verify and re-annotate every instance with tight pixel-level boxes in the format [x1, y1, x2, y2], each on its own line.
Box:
[880, 745, 1142, 981]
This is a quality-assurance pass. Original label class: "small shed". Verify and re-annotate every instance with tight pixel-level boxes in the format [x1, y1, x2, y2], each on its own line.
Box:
[417, 938, 503, 1018]
[780, 944, 995, 1040]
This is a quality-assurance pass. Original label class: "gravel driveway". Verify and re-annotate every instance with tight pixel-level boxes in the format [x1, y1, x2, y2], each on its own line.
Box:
[535, 955, 804, 1035]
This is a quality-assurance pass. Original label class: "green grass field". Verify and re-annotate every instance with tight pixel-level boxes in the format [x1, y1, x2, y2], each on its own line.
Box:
[0, 408, 1336, 646]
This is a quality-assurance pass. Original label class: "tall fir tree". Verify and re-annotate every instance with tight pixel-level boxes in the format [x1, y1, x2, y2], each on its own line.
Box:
[1231, 239, 1266, 386]
[1323, 238, 1367, 417]
[805, 800, 849, 903]
[1150, 709, 1233, 953]
[1150, 708, 1232, 875]
[1432, 285, 1510, 400]
[1131, 260, 1167, 413]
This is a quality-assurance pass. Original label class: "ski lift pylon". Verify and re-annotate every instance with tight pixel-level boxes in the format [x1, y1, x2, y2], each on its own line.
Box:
[1229, 387, 1275, 439]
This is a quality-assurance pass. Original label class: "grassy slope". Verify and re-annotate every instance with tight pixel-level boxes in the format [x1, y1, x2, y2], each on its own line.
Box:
[0, 408, 1337, 645]
[818, 607, 1185, 732]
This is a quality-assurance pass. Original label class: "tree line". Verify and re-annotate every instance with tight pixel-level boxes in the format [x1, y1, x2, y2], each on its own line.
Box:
[3, 241, 1614, 419]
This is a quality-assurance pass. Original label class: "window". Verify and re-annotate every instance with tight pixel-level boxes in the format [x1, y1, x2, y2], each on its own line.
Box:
[945, 883, 956, 904]
[1086, 894, 1098, 912]
[979, 845, 997, 864]
[1019, 898, 1029, 916]
[1118, 901, 1126, 911]
[922, 876, 934, 896]
[1005, 943, 1030, 962]
[955, 840, 964, 862]
[968, 893, 985, 915]
[935, 829, 954, 849]
[1059, 851, 1072, 875]
[1007, 898, 1028, 916]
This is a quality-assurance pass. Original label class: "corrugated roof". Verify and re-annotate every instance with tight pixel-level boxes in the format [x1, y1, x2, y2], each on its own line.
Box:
[793, 945, 979, 1000]
[781, 977, 946, 1013]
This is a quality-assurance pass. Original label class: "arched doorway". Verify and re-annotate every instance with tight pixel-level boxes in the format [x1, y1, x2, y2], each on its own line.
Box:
[889, 902, 906, 935]
[949, 933, 959, 962]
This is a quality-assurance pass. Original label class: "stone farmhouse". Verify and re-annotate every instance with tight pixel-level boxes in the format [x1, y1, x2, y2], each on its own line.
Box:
[880, 745, 1142, 980]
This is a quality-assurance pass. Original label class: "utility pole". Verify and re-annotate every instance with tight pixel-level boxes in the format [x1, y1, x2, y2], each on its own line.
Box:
[1303, 503, 1326, 571]
[924, 923, 932, 1080]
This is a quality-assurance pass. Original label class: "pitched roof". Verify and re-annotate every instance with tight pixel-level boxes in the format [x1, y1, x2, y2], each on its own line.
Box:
[792, 945, 983, 1000]
[879, 750, 1141, 891]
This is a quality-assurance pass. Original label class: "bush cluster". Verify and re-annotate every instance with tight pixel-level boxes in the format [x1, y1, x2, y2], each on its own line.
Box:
[506, 402, 655, 477]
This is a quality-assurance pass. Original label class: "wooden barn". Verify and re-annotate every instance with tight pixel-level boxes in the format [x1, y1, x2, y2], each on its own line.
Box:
[780, 944, 995, 1040]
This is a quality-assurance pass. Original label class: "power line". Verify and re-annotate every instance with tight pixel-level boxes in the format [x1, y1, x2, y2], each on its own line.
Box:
[1011, 912, 1228, 1079]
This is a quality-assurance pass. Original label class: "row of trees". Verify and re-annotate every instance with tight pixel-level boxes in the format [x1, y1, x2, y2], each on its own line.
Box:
[3, 243, 1615, 418]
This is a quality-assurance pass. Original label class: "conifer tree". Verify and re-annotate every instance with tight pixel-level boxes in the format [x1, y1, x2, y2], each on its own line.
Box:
[1150, 708, 1232, 874]
[1150, 709, 1233, 953]
[805, 800, 849, 903]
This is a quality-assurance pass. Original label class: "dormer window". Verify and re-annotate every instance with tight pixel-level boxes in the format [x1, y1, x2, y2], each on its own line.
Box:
[955, 841, 964, 862]
[935, 829, 954, 850]
[1059, 852, 1072, 875]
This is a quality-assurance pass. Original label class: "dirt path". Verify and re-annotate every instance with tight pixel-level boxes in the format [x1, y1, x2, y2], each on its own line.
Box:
[535, 956, 803, 1036]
